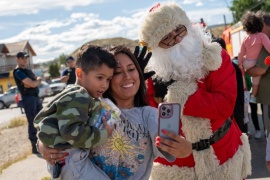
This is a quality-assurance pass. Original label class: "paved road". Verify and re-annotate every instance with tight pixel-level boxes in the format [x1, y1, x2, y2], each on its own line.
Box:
[246, 104, 270, 179]
[0, 96, 54, 129]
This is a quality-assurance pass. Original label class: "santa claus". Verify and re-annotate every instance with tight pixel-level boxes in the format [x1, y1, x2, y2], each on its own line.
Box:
[139, 2, 251, 180]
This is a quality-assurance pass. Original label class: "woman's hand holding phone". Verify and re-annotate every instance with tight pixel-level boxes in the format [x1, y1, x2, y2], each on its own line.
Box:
[156, 130, 192, 158]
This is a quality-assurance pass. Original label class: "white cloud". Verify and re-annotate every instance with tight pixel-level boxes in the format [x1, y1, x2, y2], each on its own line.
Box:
[196, 2, 203, 6]
[0, 0, 233, 63]
[13, 11, 142, 63]
[182, 0, 202, 5]
[0, 0, 103, 16]
[187, 7, 232, 24]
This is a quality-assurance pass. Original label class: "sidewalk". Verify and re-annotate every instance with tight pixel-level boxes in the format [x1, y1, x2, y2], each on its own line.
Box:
[0, 154, 50, 180]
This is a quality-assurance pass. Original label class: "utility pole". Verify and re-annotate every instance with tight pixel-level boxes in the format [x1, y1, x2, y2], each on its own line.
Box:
[223, 15, 227, 29]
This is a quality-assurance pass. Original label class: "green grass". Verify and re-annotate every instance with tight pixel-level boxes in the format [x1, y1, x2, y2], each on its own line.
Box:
[0, 116, 30, 174]
[6, 116, 27, 129]
[41, 177, 52, 180]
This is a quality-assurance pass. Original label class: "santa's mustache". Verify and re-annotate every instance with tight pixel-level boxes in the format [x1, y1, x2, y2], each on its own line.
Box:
[148, 31, 206, 83]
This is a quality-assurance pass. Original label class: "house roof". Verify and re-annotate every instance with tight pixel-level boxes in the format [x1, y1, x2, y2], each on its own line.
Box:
[5, 40, 36, 56]
[0, 44, 9, 54]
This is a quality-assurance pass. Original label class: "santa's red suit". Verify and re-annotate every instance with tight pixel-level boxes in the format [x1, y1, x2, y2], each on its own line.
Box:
[150, 50, 251, 179]
[140, 2, 251, 179]
[146, 78, 158, 108]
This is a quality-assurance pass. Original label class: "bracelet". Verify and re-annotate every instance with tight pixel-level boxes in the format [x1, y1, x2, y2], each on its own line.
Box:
[36, 139, 40, 153]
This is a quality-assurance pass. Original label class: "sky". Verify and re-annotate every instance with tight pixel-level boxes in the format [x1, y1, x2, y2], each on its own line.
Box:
[0, 0, 233, 64]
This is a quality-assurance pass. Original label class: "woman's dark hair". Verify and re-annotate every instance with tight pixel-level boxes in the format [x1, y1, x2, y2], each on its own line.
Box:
[76, 44, 117, 74]
[241, 11, 263, 34]
[103, 45, 149, 107]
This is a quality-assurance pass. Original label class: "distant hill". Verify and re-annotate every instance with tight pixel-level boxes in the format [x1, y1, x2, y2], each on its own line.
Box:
[208, 24, 227, 38]
[71, 37, 139, 58]
[70, 26, 226, 57]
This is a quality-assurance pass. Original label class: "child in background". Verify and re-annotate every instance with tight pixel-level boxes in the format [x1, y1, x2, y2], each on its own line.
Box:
[14, 92, 24, 114]
[238, 11, 270, 103]
[34, 44, 119, 179]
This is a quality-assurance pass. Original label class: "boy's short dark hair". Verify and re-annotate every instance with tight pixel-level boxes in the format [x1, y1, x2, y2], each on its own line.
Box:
[76, 44, 117, 73]
[241, 11, 263, 34]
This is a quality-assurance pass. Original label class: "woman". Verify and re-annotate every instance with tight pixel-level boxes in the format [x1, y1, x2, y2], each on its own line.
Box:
[37, 45, 192, 180]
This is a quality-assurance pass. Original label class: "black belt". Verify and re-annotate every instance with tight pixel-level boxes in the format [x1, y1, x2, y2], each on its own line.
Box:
[192, 118, 232, 151]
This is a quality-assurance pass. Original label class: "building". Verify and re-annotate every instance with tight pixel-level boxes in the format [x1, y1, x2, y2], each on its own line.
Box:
[0, 40, 36, 93]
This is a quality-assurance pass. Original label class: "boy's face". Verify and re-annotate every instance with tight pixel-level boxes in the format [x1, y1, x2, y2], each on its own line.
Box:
[77, 64, 114, 98]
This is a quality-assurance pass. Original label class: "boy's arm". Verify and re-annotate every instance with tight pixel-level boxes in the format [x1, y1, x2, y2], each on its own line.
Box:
[57, 88, 108, 149]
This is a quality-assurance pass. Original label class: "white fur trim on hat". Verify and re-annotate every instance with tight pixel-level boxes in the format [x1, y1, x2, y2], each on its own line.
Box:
[139, 2, 191, 50]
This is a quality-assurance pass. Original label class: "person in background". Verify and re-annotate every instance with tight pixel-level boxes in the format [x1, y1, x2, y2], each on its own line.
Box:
[13, 52, 43, 154]
[245, 74, 262, 139]
[246, 10, 270, 137]
[60, 56, 76, 85]
[200, 18, 206, 28]
[14, 92, 24, 114]
[139, 2, 251, 179]
[238, 11, 270, 103]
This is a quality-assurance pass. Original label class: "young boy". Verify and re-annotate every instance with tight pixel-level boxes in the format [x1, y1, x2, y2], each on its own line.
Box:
[34, 44, 118, 179]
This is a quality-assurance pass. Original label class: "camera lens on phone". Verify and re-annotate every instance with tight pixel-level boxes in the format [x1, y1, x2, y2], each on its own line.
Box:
[162, 112, 166, 116]
[162, 106, 166, 110]
[167, 109, 171, 113]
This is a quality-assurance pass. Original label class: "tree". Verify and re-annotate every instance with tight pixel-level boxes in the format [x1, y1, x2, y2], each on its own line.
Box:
[49, 63, 60, 78]
[57, 53, 69, 65]
[230, 0, 270, 23]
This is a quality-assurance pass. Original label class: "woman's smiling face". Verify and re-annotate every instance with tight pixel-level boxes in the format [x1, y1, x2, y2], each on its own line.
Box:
[110, 53, 140, 102]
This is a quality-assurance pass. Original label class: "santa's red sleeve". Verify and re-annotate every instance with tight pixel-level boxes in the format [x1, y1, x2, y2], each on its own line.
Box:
[183, 50, 236, 120]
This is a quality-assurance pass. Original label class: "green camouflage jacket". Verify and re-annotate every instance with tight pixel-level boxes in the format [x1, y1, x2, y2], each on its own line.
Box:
[34, 84, 108, 149]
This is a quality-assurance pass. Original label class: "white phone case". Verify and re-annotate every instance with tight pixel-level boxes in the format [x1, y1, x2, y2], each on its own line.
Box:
[158, 103, 181, 139]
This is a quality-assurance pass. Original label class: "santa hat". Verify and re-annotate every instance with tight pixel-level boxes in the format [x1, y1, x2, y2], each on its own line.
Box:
[139, 2, 191, 50]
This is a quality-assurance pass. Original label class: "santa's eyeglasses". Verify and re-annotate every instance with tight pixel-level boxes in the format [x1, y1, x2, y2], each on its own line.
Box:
[159, 25, 187, 47]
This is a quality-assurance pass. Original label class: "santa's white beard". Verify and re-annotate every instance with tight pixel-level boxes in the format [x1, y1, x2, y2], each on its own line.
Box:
[148, 28, 208, 83]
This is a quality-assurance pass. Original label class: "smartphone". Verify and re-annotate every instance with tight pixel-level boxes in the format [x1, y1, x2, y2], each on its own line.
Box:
[158, 102, 181, 140]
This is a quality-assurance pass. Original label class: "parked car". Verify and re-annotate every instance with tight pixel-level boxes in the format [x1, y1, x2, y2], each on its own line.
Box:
[38, 81, 54, 101]
[0, 81, 53, 109]
[49, 78, 66, 95]
[0, 86, 17, 109]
